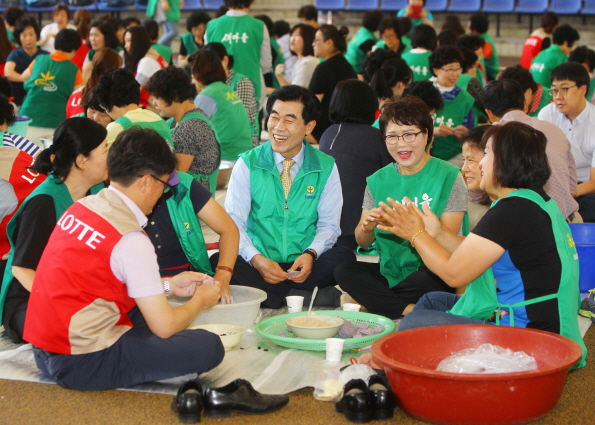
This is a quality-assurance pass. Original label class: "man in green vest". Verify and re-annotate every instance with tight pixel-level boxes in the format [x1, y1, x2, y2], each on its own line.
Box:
[216, 85, 355, 309]
[468, 13, 500, 82]
[94, 68, 173, 148]
[530, 24, 579, 90]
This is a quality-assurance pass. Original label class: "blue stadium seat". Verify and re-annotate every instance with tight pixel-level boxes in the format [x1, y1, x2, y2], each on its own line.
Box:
[483, 0, 515, 37]
[134, 0, 147, 10]
[315, 0, 345, 11]
[425, 0, 447, 13]
[64, 0, 97, 11]
[380, 0, 407, 11]
[346, 0, 378, 11]
[181, 0, 201, 10]
[515, 0, 548, 33]
[96, 0, 132, 17]
[584, 0, 595, 15]
[448, 0, 480, 13]
[24, 0, 60, 23]
[550, 0, 581, 15]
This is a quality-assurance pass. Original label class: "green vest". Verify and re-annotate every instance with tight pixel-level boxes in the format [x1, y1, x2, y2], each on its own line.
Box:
[151, 43, 172, 64]
[588, 77, 595, 103]
[181, 32, 199, 57]
[207, 15, 264, 104]
[201, 81, 253, 161]
[401, 51, 432, 81]
[432, 89, 475, 160]
[114, 114, 173, 148]
[530, 45, 568, 89]
[345, 27, 378, 74]
[165, 171, 213, 274]
[448, 189, 587, 369]
[168, 110, 221, 196]
[368, 158, 460, 288]
[270, 37, 285, 88]
[455, 73, 472, 91]
[229, 70, 259, 139]
[147, 0, 180, 23]
[481, 32, 500, 81]
[21, 55, 78, 128]
[243, 141, 335, 263]
[402, 36, 412, 54]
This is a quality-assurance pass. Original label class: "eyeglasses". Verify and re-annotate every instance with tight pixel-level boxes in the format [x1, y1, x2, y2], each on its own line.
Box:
[385, 131, 423, 144]
[439, 67, 463, 74]
[148, 174, 174, 193]
[548, 85, 577, 97]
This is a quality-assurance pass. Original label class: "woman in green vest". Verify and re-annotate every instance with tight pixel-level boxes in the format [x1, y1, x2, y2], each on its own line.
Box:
[345, 10, 384, 76]
[335, 96, 467, 320]
[374, 17, 405, 55]
[392, 121, 587, 369]
[0, 117, 108, 343]
[146, 67, 221, 196]
[178, 11, 211, 70]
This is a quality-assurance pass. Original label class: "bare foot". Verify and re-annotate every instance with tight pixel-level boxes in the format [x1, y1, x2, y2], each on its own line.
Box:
[402, 303, 416, 315]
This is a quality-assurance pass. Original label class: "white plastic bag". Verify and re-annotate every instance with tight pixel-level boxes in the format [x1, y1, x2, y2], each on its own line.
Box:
[436, 343, 538, 374]
[313, 364, 377, 401]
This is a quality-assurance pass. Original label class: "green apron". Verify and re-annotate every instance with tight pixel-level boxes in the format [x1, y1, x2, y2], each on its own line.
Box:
[432, 88, 475, 161]
[401, 51, 432, 81]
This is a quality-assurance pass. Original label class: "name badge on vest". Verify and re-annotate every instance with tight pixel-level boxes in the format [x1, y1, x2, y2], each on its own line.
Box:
[305, 185, 315, 199]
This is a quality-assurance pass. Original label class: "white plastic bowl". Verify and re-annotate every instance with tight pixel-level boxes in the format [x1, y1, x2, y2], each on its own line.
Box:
[169, 285, 267, 329]
[286, 315, 344, 339]
[189, 324, 245, 350]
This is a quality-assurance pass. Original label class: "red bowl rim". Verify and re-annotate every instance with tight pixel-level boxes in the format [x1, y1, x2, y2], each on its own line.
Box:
[371, 325, 583, 381]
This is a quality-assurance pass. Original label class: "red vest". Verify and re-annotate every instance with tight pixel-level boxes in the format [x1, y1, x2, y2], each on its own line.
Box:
[520, 36, 544, 69]
[0, 147, 46, 256]
[24, 190, 139, 355]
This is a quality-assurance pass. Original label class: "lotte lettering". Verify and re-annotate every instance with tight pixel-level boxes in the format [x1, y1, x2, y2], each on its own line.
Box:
[57, 213, 105, 249]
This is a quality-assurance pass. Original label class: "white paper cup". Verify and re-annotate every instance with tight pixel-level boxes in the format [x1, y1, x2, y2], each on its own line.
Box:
[342, 303, 361, 312]
[286, 296, 304, 313]
[325, 338, 345, 363]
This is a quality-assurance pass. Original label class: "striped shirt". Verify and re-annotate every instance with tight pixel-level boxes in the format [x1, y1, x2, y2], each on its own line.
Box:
[2, 132, 40, 157]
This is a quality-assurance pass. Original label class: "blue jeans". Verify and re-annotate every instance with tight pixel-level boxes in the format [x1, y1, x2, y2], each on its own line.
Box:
[399, 292, 491, 331]
[158, 20, 178, 47]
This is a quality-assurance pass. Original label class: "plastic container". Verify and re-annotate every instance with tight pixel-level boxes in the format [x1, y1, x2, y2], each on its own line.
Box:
[286, 315, 344, 339]
[372, 325, 582, 425]
[189, 324, 245, 350]
[8, 116, 31, 138]
[569, 223, 595, 292]
[169, 285, 267, 329]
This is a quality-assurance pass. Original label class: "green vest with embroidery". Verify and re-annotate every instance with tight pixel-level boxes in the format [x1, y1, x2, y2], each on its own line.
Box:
[114, 114, 173, 148]
[165, 171, 213, 274]
[243, 141, 335, 263]
[201, 81, 253, 161]
[230, 71, 259, 139]
[401, 51, 432, 81]
[207, 15, 264, 103]
[21, 55, 78, 128]
[147, 0, 180, 23]
[448, 189, 587, 369]
[151, 43, 172, 64]
[168, 110, 221, 196]
[432, 89, 475, 160]
[181, 32, 199, 57]
[530, 45, 568, 89]
[367, 158, 459, 288]
[345, 27, 378, 74]
[481, 32, 500, 81]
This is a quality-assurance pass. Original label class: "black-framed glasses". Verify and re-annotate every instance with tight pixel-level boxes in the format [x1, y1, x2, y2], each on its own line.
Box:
[147, 174, 174, 193]
[548, 85, 577, 97]
[385, 131, 423, 145]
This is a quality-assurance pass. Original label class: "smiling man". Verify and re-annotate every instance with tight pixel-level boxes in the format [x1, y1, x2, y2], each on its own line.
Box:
[217, 85, 355, 308]
[539, 63, 595, 222]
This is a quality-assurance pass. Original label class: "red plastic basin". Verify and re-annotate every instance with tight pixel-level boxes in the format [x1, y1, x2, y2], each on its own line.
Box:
[371, 325, 582, 425]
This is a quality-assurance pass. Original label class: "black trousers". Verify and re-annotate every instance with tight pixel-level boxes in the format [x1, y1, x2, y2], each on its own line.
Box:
[2, 278, 29, 343]
[211, 246, 356, 309]
[334, 261, 455, 319]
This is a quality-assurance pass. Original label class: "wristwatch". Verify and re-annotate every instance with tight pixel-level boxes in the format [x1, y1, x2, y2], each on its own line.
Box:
[302, 248, 318, 261]
[163, 278, 171, 297]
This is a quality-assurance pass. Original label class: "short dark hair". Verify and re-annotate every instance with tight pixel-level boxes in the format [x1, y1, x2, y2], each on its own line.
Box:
[89, 20, 121, 50]
[499, 65, 538, 94]
[397, 16, 412, 37]
[95, 68, 140, 110]
[124, 26, 151, 74]
[462, 125, 490, 150]
[329, 79, 377, 125]
[552, 24, 579, 47]
[437, 30, 458, 48]
[186, 11, 211, 32]
[441, 15, 465, 38]
[569, 46, 595, 73]
[483, 122, 550, 189]
[380, 95, 434, 142]
[469, 13, 489, 34]
[14, 15, 40, 44]
[290, 24, 315, 57]
[223, 0, 254, 9]
[550, 62, 590, 93]
[0, 75, 12, 98]
[0, 93, 15, 126]
[456, 34, 485, 52]
[4, 6, 25, 27]
[83, 86, 106, 114]
[272, 20, 290, 38]
[32, 117, 107, 179]
[370, 57, 412, 100]
[429, 46, 464, 76]
[254, 14, 273, 35]
[55, 28, 81, 53]
[318, 24, 349, 54]
[203, 42, 235, 68]
[108, 127, 176, 187]
[410, 24, 436, 51]
[363, 10, 384, 32]
[191, 49, 227, 85]
[123, 17, 141, 27]
[401, 80, 444, 113]
[146, 67, 194, 105]
[143, 19, 159, 41]
[541, 11, 558, 34]
[460, 48, 478, 73]
[362, 49, 399, 83]
[266, 85, 321, 124]
[52, 4, 70, 20]
[482, 79, 525, 117]
[378, 17, 402, 40]
[298, 5, 317, 21]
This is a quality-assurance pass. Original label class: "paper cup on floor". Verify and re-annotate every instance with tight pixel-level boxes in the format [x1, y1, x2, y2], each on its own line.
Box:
[325, 338, 345, 363]
[342, 303, 361, 312]
[286, 296, 304, 313]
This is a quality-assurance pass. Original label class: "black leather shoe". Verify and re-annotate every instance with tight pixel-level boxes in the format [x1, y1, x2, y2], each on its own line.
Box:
[203, 379, 289, 417]
[171, 379, 203, 423]
[368, 374, 396, 420]
[335, 379, 372, 423]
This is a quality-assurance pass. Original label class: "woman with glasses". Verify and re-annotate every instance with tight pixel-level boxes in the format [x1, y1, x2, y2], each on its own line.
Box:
[335, 96, 467, 319]
[429, 46, 476, 166]
[0, 117, 108, 343]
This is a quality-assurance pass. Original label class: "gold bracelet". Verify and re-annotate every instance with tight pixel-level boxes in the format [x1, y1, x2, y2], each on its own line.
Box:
[410, 229, 427, 248]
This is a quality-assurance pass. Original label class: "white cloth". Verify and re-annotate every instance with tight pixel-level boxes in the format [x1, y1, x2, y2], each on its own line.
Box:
[291, 56, 319, 88]
[39, 23, 76, 53]
[136, 55, 162, 86]
[538, 102, 595, 182]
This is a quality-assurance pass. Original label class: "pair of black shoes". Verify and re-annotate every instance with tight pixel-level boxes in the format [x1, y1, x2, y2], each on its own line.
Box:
[335, 375, 396, 423]
[171, 378, 290, 423]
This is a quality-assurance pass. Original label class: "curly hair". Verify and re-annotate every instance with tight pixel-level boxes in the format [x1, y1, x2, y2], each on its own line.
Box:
[429, 46, 464, 77]
[186, 11, 211, 32]
[95, 68, 140, 111]
[146, 67, 194, 105]
[0, 94, 15, 126]
[380, 95, 434, 142]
